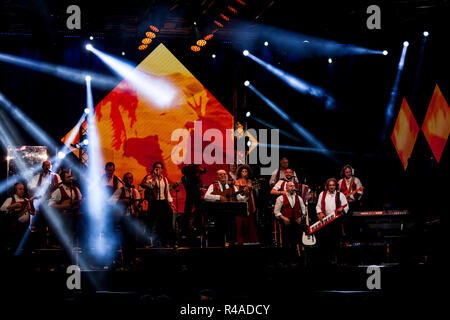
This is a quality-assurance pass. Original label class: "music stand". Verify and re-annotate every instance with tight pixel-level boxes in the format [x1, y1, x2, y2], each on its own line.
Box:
[202, 201, 248, 247]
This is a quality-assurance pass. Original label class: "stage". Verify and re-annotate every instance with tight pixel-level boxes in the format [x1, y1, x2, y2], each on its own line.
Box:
[1, 243, 443, 316]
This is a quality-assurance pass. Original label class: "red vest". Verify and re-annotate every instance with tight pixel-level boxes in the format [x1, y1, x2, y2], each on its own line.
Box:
[339, 178, 356, 195]
[320, 191, 341, 214]
[281, 181, 308, 203]
[281, 194, 302, 220]
[212, 181, 234, 191]
[59, 185, 80, 215]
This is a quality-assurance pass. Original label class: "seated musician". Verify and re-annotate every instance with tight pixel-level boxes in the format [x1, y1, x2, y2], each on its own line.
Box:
[204, 170, 247, 202]
[111, 172, 140, 266]
[140, 161, 176, 247]
[273, 181, 306, 249]
[315, 178, 348, 264]
[0, 182, 36, 253]
[48, 171, 82, 245]
[338, 165, 363, 203]
[204, 169, 247, 247]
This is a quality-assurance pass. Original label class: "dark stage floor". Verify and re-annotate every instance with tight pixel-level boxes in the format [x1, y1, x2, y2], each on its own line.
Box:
[0, 245, 443, 317]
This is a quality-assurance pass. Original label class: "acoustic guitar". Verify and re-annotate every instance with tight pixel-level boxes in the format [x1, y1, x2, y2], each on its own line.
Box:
[211, 188, 246, 202]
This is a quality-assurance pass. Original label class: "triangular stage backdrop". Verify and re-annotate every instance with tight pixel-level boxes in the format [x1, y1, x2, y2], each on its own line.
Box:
[62, 43, 234, 213]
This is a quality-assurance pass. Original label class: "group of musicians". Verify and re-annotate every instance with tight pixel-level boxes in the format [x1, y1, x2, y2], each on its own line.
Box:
[0, 157, 364, 265]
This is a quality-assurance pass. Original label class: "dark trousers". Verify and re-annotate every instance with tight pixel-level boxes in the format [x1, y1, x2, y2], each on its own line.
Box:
[116, 215, 136, 264]
[150, 200, 174, 246]
[280, 220, 302, 249]
[180, 197, 203, 234]
[316, 220, 343, 263]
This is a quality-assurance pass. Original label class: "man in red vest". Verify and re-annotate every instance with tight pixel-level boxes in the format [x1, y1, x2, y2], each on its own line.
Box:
[315, 178, 348, 264]
[273, 182, 306, 249]
[271, 168, 311, 205]
[338, 165, 363, 203]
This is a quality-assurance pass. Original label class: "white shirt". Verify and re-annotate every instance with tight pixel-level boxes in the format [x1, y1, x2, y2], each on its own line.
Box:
[338, 177, 363, 201]
[204, 182, 247, 202]
[48, 185, 82, 207]
[141, 175, 173, 202]
[104, 175, 124, 190]
[28, 172, 61, 193]
[269, 169, 298, 186]
[0, 194, 33, 223]
[111, 186, 141, 215]
[316, 191, 349, 216]
[273, 193, 306, 218]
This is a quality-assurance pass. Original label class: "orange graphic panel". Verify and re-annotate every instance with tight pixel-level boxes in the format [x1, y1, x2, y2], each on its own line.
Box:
[422, 85, 450, 163]
[391, 98, 420, 170]
[62, 43, 234, 212]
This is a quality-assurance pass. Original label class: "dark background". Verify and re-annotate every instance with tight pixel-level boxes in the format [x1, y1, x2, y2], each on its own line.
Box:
[0, 0, 448, 220]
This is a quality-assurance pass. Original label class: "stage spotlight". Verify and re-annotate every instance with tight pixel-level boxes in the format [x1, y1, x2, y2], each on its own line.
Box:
[84, 108, 90, 114]
[328, 58, 333, 64]
[85, 44, 93, 51]
[89, 36, 94, 40]
[303, 40, 310, 44]
[194, 21, 197, 25]
[247, 141, 252, 147]
[244, 80, 250, 86]
[85, 75, 91, 82]
[383, 50, 388, 56]
[264, 41, 269, 46]
[212, 54, 216, 58]
[83, 139, 89, 145]
[246, 111, 251, 117]
[121, 52, 125, 56]
[243, 50, 249, 56]
[57, 151, 66, 159]
[423, 31, 429, 37]
[403, 41, 409, 47]
[87, 46, 176, 108]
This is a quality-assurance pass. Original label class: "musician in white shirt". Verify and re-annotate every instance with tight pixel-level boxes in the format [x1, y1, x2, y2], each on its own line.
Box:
[28, 160, 61, 198]
[316, 178, 348, 221]
[269, 157, 299, 187]
[0, 182, 36, 252]
[315, 178, 348, 264]
[204, 170, 247, 202]
[338, 165, 363, 203]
